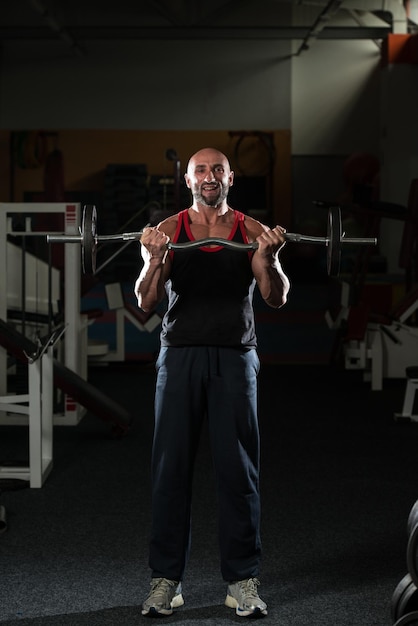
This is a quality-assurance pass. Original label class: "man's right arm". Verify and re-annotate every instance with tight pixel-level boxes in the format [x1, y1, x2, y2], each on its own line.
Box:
[134, 226, 172, 312]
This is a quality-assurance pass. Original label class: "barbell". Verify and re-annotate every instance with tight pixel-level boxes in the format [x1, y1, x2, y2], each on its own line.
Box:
[46, 204, 377, 276]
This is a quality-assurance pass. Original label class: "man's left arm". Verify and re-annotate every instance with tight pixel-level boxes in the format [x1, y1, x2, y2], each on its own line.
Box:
[251, 226, 290, 309]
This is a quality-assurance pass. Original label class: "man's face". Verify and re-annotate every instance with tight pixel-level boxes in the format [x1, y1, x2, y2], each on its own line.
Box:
[185, 150, 234, 207]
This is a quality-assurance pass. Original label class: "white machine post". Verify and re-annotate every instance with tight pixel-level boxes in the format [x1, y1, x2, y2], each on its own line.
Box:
[0, 207, 7, 396]
[0, 345, 54, 488]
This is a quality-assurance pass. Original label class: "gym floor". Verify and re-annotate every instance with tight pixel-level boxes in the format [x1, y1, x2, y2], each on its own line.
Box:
[0, 360, 416, 625]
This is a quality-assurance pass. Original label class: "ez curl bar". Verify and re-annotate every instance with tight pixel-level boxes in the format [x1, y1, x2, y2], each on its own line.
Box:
[46, 204, 377, 277]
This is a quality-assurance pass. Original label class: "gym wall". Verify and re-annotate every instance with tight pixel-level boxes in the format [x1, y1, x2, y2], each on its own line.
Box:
[0, 39, 292, 129]
[1, 129, 292, 228]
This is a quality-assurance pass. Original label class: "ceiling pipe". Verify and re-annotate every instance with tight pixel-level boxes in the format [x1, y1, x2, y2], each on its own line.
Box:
[295, 0, 345, 55]
[28, 0, 85, 56]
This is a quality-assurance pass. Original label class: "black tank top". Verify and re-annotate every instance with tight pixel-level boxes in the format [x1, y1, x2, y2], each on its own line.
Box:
[160, 209, 257, 348]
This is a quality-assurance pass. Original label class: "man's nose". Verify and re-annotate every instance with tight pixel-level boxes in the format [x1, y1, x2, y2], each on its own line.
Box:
[204, 170, 216, 182]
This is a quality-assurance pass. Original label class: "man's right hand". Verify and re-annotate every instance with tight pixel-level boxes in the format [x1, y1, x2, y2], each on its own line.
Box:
[140, 227, 170, 262]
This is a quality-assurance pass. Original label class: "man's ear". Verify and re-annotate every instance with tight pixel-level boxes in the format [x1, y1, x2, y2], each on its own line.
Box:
[229, 170, 234, 187]
[184, 173, 191, 189]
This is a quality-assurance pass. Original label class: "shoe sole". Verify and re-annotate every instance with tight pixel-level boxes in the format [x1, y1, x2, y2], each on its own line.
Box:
[225, 594, 268, 618]
[142, 593, 184, 617]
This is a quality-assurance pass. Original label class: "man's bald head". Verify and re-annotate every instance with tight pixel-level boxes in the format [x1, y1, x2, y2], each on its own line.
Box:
[185, 148, 234, 208]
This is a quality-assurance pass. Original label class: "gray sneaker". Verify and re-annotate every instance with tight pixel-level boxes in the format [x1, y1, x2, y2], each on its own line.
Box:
[141, 577, 184, 617]
[225, 577, 268, 618]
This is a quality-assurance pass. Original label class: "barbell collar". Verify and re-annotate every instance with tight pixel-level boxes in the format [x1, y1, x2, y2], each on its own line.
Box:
[101, 232, 143, 242]
[284, 233, 327, 244]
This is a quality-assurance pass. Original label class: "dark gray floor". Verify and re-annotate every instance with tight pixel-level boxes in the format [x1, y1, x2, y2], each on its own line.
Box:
[0, 362, 416, 625]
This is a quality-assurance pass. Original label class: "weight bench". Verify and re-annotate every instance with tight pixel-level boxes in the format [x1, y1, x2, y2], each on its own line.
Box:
[395, 366, 418, 422]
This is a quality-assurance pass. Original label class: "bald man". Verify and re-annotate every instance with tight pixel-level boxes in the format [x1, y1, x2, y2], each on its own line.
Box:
[135, 148, 290, 618]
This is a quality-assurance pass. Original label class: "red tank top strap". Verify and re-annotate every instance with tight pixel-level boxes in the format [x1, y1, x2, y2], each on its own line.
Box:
[172, 209, 188, 244]
[169, 209, 188, 261]
[233, 210, 254, 261]
[235, 211, 249, 244]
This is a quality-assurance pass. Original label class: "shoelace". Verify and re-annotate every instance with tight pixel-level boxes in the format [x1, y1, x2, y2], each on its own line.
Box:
[237, 577, 260, 599]
[149, 578, 176, 601]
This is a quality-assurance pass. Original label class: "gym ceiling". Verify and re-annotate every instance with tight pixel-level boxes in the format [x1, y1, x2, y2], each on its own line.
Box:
[0, 0, 416, 58]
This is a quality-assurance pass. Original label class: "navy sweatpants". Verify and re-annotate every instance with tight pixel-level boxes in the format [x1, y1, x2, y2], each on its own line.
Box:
[149, 346, 262, 582]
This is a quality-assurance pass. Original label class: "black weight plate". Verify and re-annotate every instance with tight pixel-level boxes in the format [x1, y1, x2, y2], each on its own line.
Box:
[408, 501, 418, 536]
[82, 204, 97, 274]
[407, 525, 418, 587]
[393, 610, 418, 625]
[392, 574, 418, 622]
[326, 206, 342, 277]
